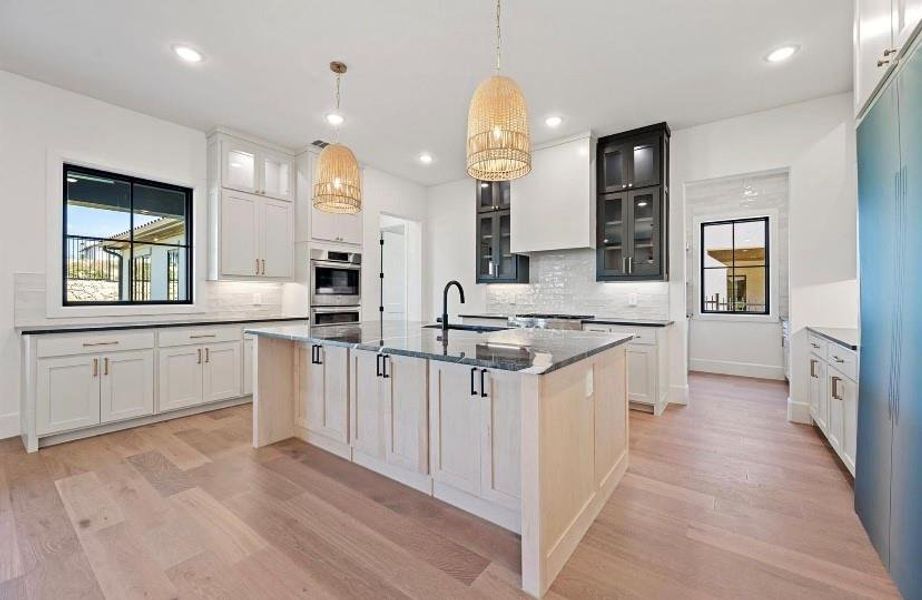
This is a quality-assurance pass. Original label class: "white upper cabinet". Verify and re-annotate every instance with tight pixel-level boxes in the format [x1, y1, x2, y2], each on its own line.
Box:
[214, 133, 294, 201]
[855, 0, 922, 116]
[295, 150, 364, 246]
[510, 134, 595, 253]
[211, 189, 294, 280]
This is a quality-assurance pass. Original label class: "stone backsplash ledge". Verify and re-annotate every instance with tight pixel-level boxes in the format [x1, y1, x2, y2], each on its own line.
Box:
[485, 249, 669, 319]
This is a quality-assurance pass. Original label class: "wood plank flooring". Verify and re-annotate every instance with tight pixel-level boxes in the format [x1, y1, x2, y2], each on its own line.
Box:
[0, 372, 899, 599]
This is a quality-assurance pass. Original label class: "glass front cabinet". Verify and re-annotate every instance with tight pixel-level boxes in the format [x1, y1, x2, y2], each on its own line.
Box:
[596, 123, 670, 281]
[475, 181, 528, 283]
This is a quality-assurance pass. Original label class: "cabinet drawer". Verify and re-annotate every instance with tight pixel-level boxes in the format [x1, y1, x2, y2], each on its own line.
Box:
[608, 326, 655, 345]
[37, 331, 155, 358]
[158, 326, 242, 347]
[807, 334, 828, 359]
[827, 345, 858, 381]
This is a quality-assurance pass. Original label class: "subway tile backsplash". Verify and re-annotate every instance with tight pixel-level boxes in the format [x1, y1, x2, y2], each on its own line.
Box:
[485, 249, 669, 319]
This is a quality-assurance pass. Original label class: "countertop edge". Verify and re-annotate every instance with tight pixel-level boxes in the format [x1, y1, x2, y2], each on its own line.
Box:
[806, 327, 860, 351]
[20, 316, 310, 335]
[458, 313, 674, 328]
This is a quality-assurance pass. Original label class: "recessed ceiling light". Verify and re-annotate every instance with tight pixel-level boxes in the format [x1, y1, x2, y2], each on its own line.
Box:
[765, 45, 799, 63]
[544, 115, 563, 128]
[325, 111, 345, 126]
[418, 152, 434, 165]
[172, 44, 204, 63]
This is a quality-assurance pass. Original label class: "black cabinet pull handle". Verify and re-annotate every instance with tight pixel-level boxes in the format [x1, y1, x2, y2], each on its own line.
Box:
[471, 367, 478, 396]
[480, 369, 488, 398]
[313, 345, 323, 365]
[376, 354, 382, 377]
[310, 345, 316, 364]
[382, 355, 391, 379]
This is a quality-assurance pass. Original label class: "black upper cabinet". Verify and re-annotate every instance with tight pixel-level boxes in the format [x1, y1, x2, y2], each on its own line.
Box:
[475, 181, 528, 283]
[597, 123, 670, 281]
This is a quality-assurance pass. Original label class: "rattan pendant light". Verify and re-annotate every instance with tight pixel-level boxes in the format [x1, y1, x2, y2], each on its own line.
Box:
[466, 0, 531, 181]
[314, 61, 362, 214]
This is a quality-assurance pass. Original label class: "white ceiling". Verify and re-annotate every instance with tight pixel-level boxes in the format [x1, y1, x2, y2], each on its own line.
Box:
[0, 0, 852, 186]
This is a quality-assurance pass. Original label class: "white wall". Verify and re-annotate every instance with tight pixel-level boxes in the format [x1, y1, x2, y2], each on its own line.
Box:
[361, 168, 428, 322]
[669, 92, 858, 418]
[425, 179, 488, 319]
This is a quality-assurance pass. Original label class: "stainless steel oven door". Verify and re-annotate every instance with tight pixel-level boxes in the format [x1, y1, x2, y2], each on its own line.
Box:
[310, 306, 361, 328]
[310, 260, 361, 306]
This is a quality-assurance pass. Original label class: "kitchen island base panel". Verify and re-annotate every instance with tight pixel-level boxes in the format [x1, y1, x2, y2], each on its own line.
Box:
[521, 346, 629, 598]
[252, 335, 297, 448]
[353, 450, 434, 495]
[294, 425, 351, 460]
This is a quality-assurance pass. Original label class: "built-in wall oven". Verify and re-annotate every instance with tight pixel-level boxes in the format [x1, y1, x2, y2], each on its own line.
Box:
[310, 249, 361, 307]
[310, 305, 362, 328]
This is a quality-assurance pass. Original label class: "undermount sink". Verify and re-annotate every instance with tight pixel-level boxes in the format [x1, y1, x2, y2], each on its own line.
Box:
[423, 323, 509, 333]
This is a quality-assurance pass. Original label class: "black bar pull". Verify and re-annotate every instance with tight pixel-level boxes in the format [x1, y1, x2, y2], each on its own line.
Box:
[382, 355, 391, 379]
[480, 369, 488, 398]
[314, 345, 323, 365]
[376, 354, 382, 377]
[310, 345, 317, 364]
[470, 367, 478, 396]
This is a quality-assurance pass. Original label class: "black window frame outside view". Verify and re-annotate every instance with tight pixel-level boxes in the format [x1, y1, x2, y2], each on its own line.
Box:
[63, 164, 193, 306]
[700, 217, 770, 316]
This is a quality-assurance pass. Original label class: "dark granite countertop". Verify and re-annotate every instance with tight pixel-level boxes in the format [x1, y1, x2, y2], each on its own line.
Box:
[807, 327, 860, 351]
[19, 316, 310, 335]
[459, 313, 674, 328]
[245, 321, 633, 374]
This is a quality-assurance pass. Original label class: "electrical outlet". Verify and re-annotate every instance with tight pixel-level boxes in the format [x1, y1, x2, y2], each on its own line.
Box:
[628, 293, 638, 306]
[252, 293, 262, 306]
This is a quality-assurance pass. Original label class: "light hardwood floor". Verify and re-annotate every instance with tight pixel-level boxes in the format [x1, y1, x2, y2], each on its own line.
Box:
[0, 372, 899, 599]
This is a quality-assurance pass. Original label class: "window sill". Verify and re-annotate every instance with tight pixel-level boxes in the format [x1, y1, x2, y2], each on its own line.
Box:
[693, 313, 779, 324]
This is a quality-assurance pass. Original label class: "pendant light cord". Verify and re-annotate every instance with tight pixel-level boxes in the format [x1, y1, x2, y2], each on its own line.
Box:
[495, 0, 502, 73]
[333, 72, 342, 143]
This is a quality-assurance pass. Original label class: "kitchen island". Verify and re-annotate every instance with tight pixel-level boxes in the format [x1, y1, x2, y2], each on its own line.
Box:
[245, 321, 632, 598]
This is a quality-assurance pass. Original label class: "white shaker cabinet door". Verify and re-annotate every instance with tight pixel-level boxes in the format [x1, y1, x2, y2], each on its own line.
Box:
[479, 368, 521, 510]
[351, 349, 386, 460]
[384, 354, 429, 474]
[626, 345, 655, 406]
[100, 350, 154, 424]
[221, 139, 258, 194]
[429, 362, 482, 496]
[260, 198, 294, 278]
[220, 191, 260, 277]
[159, 345, 204, 412]
[261, 149, 293, 201]
[299, 343, 350, 443]
[36, 355, 100, 435]
[203, 342, 242, 403]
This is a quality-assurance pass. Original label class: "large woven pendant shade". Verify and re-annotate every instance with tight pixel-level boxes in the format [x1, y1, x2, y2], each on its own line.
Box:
[466, 74, 531, 181]
[313, 143, 361, 214]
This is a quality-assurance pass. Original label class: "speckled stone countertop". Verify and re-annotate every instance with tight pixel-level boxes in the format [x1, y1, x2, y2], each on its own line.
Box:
[245, 321, 633, 375]
[807, 326, 860, 350]
[19, 316, 310, 335]
[458, 313, 674, 328]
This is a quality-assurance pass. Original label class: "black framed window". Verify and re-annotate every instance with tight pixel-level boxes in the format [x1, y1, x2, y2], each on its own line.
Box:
[700, 217, 769, 315]
[64, 164, 192, 305]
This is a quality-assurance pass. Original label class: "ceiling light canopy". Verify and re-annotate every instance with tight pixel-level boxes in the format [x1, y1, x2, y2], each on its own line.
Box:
[765, 45, 799, 63]
[172, 44, 203, 63]
[466, 0, 531, 182]
[544, 115, 563, 128]
[314, 61, 362, 215]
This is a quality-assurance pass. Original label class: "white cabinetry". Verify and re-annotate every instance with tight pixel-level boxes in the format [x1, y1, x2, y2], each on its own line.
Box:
[855, 0, 922, 116]
[429, 361, 521, 528]
[510, 134, 595, 253]
[296, 150, 363, 246]
[582, 323, 670, 414]
[36, 355, 103, 435]
[99, 350, 155, 424]
[216, 134, 293, 201]
[158, 326, 242, 412]
[213, 189, 294, 280]
[296, 343, 350, 455]
[807, 331, 859, 475]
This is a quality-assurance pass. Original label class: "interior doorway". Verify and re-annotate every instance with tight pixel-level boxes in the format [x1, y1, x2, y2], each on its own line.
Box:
[378, 214, 422, 322]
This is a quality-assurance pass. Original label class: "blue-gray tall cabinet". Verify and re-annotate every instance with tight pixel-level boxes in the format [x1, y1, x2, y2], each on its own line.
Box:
[856, 37, 922, 600]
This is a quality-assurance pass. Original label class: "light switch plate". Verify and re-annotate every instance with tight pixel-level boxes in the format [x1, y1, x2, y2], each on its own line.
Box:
[628, 293, 638, 306]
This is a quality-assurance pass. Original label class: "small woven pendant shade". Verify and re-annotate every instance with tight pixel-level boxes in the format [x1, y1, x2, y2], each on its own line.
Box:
[466, 75, 531, 181]
[313, 143, 362, 214]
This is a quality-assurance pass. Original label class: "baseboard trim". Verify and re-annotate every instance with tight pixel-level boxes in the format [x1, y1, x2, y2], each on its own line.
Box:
[689, 358, 785, 381]
[668, 384, 689, 406]
[787, 397, 812, 424]
[0, 412, 18, 441]
[433, 481, 521, 534]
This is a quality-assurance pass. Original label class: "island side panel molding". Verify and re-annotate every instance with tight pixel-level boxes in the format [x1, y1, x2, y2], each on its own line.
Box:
[520, 345, 629, 598]
[252, 336, 296, 448]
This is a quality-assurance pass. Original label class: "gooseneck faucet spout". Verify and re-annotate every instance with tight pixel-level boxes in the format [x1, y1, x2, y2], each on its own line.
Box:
[442, 280, 466, 331]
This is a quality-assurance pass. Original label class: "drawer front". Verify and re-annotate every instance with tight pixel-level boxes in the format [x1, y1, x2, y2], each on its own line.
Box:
[826, 345, 858, 381]
[36, 331, 155, 358]
[158, 325, 242, 347]
[807, 334, 828, 359]
[608, 326, 655, 346]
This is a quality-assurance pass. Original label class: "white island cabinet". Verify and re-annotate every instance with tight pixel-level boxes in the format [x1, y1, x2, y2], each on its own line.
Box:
[807, 328, 859, 475]
[248, 323, 631, 598]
